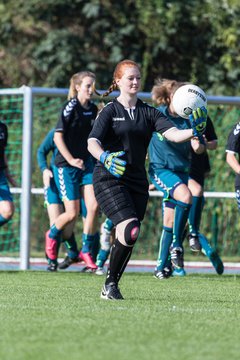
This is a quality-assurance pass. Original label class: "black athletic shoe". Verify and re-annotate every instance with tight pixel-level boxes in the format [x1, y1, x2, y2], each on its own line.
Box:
[58, 256, 79, 270]
[163, 266, 173, 278]
[154, 269, 168, 280]
[81, 266, 96, 273]
[188, 234, 201, 252]
[171, 247, 184, 269]
[101, 282, 124, 300]
[47, 261, 58, 272]
[209, 250, 224, 275]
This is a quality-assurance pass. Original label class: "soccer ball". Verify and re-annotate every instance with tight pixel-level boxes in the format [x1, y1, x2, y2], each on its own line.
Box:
[172, 84, 207, 119]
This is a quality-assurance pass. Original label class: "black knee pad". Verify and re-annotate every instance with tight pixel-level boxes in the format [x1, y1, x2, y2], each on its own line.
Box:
[124, 220, 140, 246]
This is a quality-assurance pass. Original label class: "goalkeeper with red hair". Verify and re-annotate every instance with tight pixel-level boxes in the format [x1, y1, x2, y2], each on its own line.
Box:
[88, 60, 206, 300]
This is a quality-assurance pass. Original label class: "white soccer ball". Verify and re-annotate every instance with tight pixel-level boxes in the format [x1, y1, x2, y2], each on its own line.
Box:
[172, 84, 207, 119]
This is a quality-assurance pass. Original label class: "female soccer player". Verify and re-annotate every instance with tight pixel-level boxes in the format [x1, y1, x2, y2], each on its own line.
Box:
[37, 128, 84, 271]
[188, 117, 218, 251]
[45, 71, 99, 271]
[187, 116, 224, 274]
[0, 119, 16, 228]
[95, 217, 114, 275]
[87, 60, 206, 300]
[149, 78, 206, 279]
[226, 121, 240, 208]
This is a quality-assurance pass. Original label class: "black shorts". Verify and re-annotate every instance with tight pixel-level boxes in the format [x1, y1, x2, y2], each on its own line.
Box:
[235, 174, 240, 188]
[189, 167, 205, 187]
[93, 164, 149, 226]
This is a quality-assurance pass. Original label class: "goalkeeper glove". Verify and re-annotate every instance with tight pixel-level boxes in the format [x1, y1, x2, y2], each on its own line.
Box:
[100, 151, 127, 178]
[189, 106, 207, 137]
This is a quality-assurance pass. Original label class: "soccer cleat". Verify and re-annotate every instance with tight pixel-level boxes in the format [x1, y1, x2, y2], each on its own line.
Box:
[198, 233, 224, 275]
[188, 234, 201, 252]
[81, 266, 96, 273]
[172, 268, 186, 277]
[154, 269, 168, 280]
[45, 230, 58, 261]
[79, 250, 97, 269]
[47, 261, 58, 272]
[95, 267, 105, 276]
[170, 246, 184, 269]
[163, 266, 173, 278]
[101, 282, 124, 300]
[58, 255, 79, 270]
[208, 251, 224, 275]
[79, 251, 97, 269]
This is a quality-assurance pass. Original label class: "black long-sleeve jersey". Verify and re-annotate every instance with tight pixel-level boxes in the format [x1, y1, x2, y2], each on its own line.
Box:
[89, 98, 174, 183]
[0, 121, 8, 169]
[55, 97, 98, 167]
[190, 116, 217, 178]
[226, 121, 240, 187]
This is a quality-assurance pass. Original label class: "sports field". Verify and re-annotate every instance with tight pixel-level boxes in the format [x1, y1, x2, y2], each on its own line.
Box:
[0, 271, 239, 360]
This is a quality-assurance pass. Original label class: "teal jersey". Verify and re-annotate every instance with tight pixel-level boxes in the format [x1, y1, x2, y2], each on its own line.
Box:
[148, 105, 191, 173]
[37, 129, 57, 172]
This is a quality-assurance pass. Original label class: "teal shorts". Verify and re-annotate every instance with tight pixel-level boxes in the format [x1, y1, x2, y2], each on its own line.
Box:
[44, 176, 62, 207]
[44, 165, 88, 218]
[44, 180, 87, 217]
[149, 168, 188, 202]
[53, 156, 94, 202]
[0, 170, 13, 202]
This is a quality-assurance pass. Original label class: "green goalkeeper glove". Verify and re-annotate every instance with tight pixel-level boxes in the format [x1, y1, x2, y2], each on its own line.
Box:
[100, 151, 126, 178]
[189, 106, 207, 137]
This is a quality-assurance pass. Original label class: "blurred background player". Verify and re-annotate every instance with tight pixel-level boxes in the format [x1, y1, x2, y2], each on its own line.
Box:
[37, 128, 85, 271]
[37, 126, 112, 275]
[149, 78, 206, 279]
[45, 71, 99, 271]
[226, 120, 240, 210]
[95, 217, 114, 275]
[187, 115, 224, 275]
[187, 117, 218, 250]
[0, 118, 16, 230]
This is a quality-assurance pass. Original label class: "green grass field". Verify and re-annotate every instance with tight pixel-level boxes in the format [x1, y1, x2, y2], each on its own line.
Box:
[0, 271, 239, 360]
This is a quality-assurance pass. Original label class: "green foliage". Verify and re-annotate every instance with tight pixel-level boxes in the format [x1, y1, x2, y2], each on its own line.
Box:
[1, 0, 240, 94]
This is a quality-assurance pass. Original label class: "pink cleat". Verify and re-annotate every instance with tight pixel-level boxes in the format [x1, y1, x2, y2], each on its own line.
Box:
[45, 230, 58, 261]
[79, 251, 97, 269]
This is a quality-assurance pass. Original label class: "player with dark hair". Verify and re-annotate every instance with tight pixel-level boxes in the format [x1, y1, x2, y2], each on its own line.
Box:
[0, 119, 16, 229]
[45, 71, 99, 271]
[187, 118, 224, 275]
[87, 60, 206, 300]
[187, 118, 218, 250]
[149, 78, 206, 279]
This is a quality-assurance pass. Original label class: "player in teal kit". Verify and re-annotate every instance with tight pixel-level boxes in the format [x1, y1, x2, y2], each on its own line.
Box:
[149, 79, 206, 278]
[95, 218, 114, 275]
[44, 71, 99, 271]
[37, 128, 86, 271]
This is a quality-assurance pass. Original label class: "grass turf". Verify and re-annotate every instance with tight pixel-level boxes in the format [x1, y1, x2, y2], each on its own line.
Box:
[0, 271, 239, 360]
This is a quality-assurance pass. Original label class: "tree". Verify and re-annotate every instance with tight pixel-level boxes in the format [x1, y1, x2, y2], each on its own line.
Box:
[0, 0, 240, 95]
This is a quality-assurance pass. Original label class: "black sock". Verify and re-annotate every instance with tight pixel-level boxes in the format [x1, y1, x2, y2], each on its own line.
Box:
[105, 239, 133, 285]
[63, 232, 78, 258]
